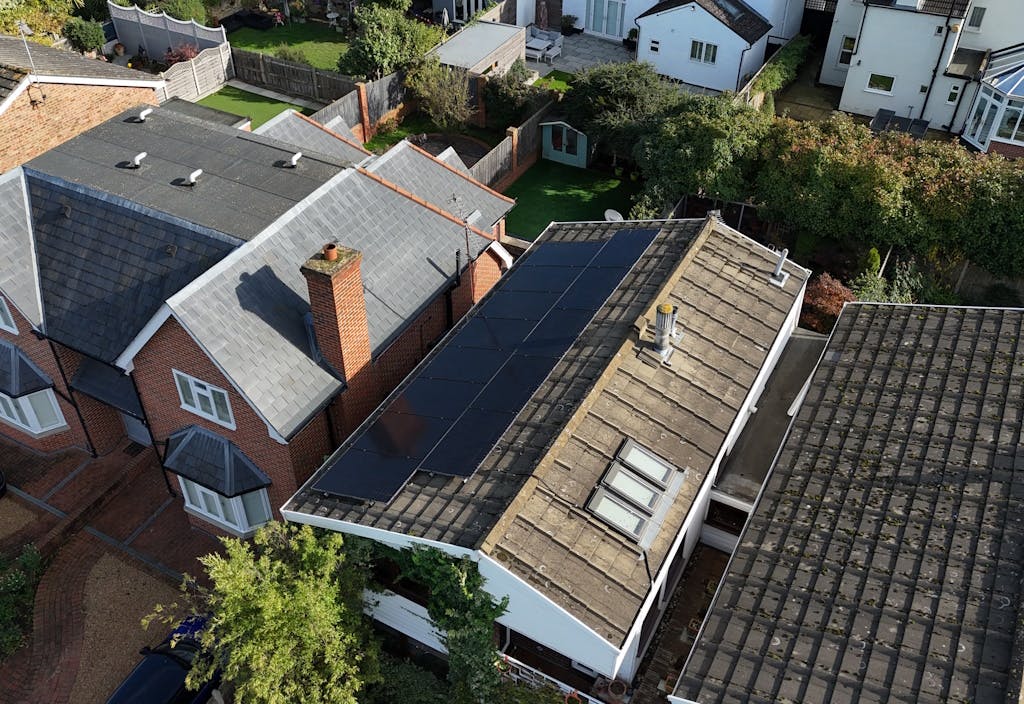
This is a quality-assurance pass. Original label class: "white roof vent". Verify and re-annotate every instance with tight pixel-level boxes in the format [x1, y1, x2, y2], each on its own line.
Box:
[138, 108, 153, 122]
[130, 152, 147, 169]
[187, 168, 203, 187]
[289, 151, 303, 168]
[770, 248, 791, 287]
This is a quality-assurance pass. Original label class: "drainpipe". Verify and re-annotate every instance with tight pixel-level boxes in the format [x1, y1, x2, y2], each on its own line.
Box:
[736, 43, 753, 92]
[919, 2, 958, 120]
[42, 335, 97, 458]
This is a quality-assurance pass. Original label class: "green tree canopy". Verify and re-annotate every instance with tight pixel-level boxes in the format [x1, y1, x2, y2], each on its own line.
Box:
[633, 94, 770, 207]
[149, 523, 379, 704]
[405, 55, 474, 132]
[339, 5, 441, 78]
[561, 61, 681, 163]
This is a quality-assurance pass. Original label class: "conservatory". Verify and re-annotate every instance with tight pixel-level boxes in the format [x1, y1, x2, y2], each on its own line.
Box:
[962, 60, 1024, 156]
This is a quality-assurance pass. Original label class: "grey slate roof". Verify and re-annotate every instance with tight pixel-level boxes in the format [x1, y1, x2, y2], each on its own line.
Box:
[26, 106, 346, 240]
[70, 357, 144, 418]
[23, 171, 241, 363]
[165, 425, 271, 497]
[254, 110, 369, 164]
[435, 146, 472, 174]
[365, 140, 513, 228]
[637, 0, 771, 44]
[0, 168, 42, 327]
[169, 168, 495, 439]
[0, 339, 52, 397]
[0, 34, 161, 83]
[676, 304, 1024, 704]
[286, 218, 808, 643]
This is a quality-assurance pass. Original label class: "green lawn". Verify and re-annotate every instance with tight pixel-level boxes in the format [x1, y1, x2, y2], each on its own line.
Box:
[503, 160, 642, 240]
[227, 22, 349, 71]
[197, 86, 313, 128]
[533, 70, 574, 93]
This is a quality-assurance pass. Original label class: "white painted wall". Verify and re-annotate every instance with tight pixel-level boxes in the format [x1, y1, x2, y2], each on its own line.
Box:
[700, 524, 739, 553]
[746, 0, 803, 40]
[517, 0, 535, 27]
[636, 4, 750, 90]
[820, 0, 865, 87]
[956, 0, 1022, 53]
[838, 7, 949, 120]
[367, 590, 448, 653]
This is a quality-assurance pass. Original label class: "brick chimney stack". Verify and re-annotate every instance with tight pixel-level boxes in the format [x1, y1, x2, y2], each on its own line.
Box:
[301, 243, 379, 434]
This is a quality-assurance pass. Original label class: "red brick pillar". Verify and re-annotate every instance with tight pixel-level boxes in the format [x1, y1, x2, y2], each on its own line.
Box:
[356, 82, 373, 141]
[301, 245, 380, 435]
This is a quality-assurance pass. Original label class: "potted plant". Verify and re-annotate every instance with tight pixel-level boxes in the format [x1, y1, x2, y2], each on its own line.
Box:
[560, 14, 578, 36]
[623, 27, 637, 52]
[289, 0, 306, 22]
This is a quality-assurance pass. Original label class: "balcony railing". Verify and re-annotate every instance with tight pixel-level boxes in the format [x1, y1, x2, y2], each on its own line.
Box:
[498, 654, 604, 704]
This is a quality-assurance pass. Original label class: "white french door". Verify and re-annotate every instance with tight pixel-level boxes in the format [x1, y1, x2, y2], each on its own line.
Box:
[586, 0, 626, 38]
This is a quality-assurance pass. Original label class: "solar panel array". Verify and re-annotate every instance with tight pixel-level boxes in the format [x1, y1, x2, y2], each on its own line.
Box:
[314, 227, 660, 502]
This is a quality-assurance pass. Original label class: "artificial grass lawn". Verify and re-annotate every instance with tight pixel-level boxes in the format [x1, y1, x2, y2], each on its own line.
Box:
[533, 70, 574, 92]
[503, 160, 642, 241]
[197, 86, 313, 128]
[227, 22, 349, 71]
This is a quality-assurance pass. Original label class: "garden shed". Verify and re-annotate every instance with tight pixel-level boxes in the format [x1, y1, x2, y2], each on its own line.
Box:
[432, 21, 524, 75]
[539, 118, 589, 168]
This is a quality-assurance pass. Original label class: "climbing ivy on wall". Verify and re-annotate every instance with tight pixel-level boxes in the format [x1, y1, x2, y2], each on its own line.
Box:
[372, 544, 510, 704]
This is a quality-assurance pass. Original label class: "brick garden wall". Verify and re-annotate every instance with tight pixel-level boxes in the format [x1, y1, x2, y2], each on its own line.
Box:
[0, 84, 158, 173]
[0, 294, 90, 453]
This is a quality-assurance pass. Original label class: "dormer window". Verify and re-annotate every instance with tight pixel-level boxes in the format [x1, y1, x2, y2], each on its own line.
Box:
[587, 439, 680, 542]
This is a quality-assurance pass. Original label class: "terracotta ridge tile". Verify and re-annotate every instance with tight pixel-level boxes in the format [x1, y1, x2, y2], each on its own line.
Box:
[294, 111, 372, 155]
[356, 167, 495, 240]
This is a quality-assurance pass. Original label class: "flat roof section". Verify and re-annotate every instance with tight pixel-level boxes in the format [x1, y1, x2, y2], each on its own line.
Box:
[676, 304, 1024, 704]
[433, 22, 522, 70]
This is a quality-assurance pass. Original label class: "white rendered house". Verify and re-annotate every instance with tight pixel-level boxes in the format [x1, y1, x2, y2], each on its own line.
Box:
[284, 216, 808, 698]
[821, 0, 1024, 152]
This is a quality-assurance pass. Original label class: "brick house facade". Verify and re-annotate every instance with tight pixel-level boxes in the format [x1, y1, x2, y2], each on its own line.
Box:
[0, 83, 159, 174]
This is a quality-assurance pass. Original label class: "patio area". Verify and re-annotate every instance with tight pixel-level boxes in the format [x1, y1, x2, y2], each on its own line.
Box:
[533, 32, 632, 77]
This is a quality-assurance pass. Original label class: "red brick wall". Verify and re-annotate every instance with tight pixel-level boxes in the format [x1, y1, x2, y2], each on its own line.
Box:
[0, 83, 158, 173]
[0, 294, 90, 453]
[53, 346, 127, 455]
[989, 141, 1024, 159]
[131, 316, 322, 517]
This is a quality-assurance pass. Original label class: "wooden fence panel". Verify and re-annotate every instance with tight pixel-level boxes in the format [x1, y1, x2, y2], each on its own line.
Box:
[158, 43, 232, 102]
[365, 72, 404, 123]
[229, 48, 357, 103]
[311, 90, 361, 130]
[515, 100, 553, 164]
[470, 136, 513, 187]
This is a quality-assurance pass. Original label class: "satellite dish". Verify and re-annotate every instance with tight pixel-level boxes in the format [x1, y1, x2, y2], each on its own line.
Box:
[604, 209, 623, 222]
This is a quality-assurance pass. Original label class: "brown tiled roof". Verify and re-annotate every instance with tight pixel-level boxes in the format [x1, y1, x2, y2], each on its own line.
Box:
[677, 304, 1024, 703]
[287, 217, 809, 644]
[0, 64, 26, 102]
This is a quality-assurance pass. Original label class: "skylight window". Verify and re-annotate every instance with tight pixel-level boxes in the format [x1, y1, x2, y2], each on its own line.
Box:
[619, 439, 673, 486]
[587, 440, 681, 541]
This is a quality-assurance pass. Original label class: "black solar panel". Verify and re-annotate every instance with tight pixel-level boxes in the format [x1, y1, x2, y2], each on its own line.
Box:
[313, 227, 660, 501]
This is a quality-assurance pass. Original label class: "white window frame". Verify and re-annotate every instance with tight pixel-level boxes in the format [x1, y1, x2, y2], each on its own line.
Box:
[173, 369, 235, 429]
[0, 297, 17, 335]
[866, 73, 895, 95]
[178, 477, 272, 537]
[0, 389, 66, 436]
[690, 40, 718, 64]
[966, 6, 985, 30]
[838, 35, 856, 66]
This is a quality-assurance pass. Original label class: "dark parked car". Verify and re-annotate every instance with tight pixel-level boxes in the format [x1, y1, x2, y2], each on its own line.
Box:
[105, 616, 222, 704]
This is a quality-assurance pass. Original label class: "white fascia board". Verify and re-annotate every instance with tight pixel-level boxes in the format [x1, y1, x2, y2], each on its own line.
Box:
[281, 509, 477, 558]
[115, 303, 172, 372]
[477, 552, 621, 676]
[0, 77, 30, 116]
[29, 74, 165, 90]
[487, 240, 514, 270]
